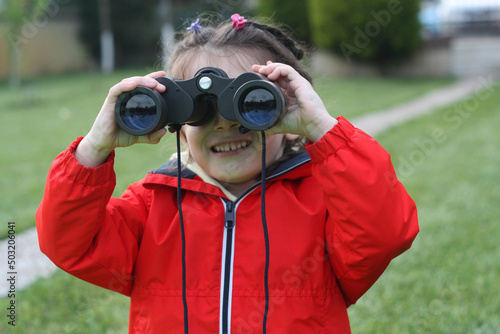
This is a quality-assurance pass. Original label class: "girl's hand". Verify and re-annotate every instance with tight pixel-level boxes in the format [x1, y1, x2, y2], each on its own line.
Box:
[75, 71, 168, 167]
[252, 61, 337, 142]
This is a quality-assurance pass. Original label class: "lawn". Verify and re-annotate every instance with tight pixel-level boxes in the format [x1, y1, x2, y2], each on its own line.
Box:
[4, 69, 491, 333]
[348, 80, 500, 333]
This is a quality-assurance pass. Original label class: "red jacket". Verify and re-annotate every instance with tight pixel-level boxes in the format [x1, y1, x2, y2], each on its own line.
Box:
[36, 117, 418, 333]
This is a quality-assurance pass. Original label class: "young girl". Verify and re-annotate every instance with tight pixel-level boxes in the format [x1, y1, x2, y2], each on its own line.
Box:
[37, 14, 419, 334]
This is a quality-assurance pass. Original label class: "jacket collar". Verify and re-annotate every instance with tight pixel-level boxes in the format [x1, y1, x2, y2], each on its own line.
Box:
[143, 151, 311, 198]
[150, 159, 197, 179]
[150, 151, 310, 178]
[268, 151, 311, 179]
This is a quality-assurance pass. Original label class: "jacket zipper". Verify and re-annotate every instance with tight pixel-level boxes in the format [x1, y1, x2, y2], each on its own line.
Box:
[220, 200, 236, 334]
[218, 157, 310, 333]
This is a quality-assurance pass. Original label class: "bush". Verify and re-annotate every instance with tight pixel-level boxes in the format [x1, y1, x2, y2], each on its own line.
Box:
[308, 0, 422, 65]
[257, 0, 311, 43]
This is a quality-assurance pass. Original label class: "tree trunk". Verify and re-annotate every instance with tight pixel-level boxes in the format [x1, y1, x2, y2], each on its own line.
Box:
[98, 0, 114, 73]
[8, 43, 22, 90]
[158, 0, 175, 68]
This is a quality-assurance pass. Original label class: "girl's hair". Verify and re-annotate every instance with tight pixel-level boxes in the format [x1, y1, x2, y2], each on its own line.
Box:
[166, 14, 311, 165]
[166, 15, 311, 82]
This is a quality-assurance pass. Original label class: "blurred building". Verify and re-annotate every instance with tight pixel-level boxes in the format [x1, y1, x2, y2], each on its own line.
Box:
[0, 2, 90, 80]
[420, 0, 500, 77]
[425, 0, 500, 37]
[312, 0, 500, 77]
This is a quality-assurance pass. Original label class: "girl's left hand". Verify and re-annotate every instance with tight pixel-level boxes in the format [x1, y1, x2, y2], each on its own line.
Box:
[252, 61, 338, 142]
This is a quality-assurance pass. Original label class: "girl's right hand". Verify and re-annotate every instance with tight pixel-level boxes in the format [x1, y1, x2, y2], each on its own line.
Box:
[75, 71, 167, 167]
[252, 62, 337, 142]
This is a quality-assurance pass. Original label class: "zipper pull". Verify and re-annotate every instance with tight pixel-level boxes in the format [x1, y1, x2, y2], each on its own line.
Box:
[225, 201, 235, 229]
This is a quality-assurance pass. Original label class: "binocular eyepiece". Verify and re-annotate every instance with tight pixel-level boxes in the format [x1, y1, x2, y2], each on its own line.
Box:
[114, 67, 287, 136]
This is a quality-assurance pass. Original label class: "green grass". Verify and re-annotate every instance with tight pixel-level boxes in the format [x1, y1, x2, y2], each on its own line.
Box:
[3, 270, 130, 333]
[347, 82, 500, 332]
[0, 70, 464, 333]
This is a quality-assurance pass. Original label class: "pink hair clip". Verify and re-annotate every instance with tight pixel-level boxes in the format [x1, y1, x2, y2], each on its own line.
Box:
[231, 13, 247, 30]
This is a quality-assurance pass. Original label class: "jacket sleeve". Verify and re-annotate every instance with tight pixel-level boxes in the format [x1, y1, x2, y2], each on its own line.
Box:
[306, 117, 419, 306]
[36, 138, 149, 296]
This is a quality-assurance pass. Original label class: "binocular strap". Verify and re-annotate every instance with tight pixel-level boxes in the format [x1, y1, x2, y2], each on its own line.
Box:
[173, 129, 270, 334]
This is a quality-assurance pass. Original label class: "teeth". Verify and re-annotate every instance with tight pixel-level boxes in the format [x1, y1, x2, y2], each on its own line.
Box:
[213, 141, 249, 152]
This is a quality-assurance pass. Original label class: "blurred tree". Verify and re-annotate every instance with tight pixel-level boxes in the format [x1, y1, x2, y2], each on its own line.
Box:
[309, 0, 421, 66]
[256, 0, 311, 43]
[76, 0, 251, 70]
[98, 0, 114, 73]
[158, 0, 174, 67]
[75, 0, 163, 69]
[1, 0, 52, 88]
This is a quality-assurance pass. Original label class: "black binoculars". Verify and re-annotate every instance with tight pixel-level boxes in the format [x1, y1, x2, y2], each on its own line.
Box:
[114, 67, 287, 136]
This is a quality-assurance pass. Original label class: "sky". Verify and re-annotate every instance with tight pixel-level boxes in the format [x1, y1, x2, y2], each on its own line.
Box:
[439, 0, 500, 10]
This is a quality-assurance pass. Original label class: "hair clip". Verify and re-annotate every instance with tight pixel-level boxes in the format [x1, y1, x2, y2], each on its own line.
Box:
[187, 18, 203, 31]
[231, 13, 247, 30]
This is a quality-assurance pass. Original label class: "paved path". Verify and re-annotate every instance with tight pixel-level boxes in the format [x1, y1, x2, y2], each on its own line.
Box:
[351, 76, 492, 136]
[0, 75, 493, 297]
[1, 227, 57, 296]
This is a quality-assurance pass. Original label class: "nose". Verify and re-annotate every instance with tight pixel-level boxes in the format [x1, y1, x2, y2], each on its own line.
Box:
[213, 112, 240, 131]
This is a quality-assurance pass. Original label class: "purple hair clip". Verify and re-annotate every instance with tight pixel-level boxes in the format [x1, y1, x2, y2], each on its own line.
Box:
[231, 13, 247, 30]
[187, 18, 203, 31]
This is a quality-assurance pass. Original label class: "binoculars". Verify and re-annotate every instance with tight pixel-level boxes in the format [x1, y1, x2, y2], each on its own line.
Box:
[114, 67, 287, 136]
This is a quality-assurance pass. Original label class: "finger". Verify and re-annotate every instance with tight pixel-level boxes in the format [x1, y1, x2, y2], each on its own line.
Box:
[265, 64, 302, 83]
[137, 127, 168, 145]
[149, 127, 168, 143]
[255, 63, 305, 91]
[111, 75, 166, 99]
[146, 72, 167, 92]
[135, 76, 166, 92]
[254, 61, 285, 75]
[146, 70, 167, 78]
[252, 63, 293, 94]
[252, 61, 280, 76]
[252, 64, 264, 73]
[106, 80, 138, 105]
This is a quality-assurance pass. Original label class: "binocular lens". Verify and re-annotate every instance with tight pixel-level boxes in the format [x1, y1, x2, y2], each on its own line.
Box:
[239, 88, 277, 126]
[119, 93, 157, 131]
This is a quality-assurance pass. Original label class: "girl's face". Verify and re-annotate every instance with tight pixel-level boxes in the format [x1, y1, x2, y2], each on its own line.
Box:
[179, 52, 290, 195]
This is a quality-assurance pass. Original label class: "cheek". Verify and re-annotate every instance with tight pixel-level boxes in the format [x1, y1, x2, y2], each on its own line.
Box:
[264, 135, 286, 160]
[182, 127, 205, 150]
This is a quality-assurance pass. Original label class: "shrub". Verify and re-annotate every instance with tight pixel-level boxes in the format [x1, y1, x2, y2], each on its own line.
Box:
[308, 0, 422, 65]
[257, 0, 311, 43]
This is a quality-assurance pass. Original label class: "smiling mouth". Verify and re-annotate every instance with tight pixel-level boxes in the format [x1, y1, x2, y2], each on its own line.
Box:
[211, 140, 252, 153]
